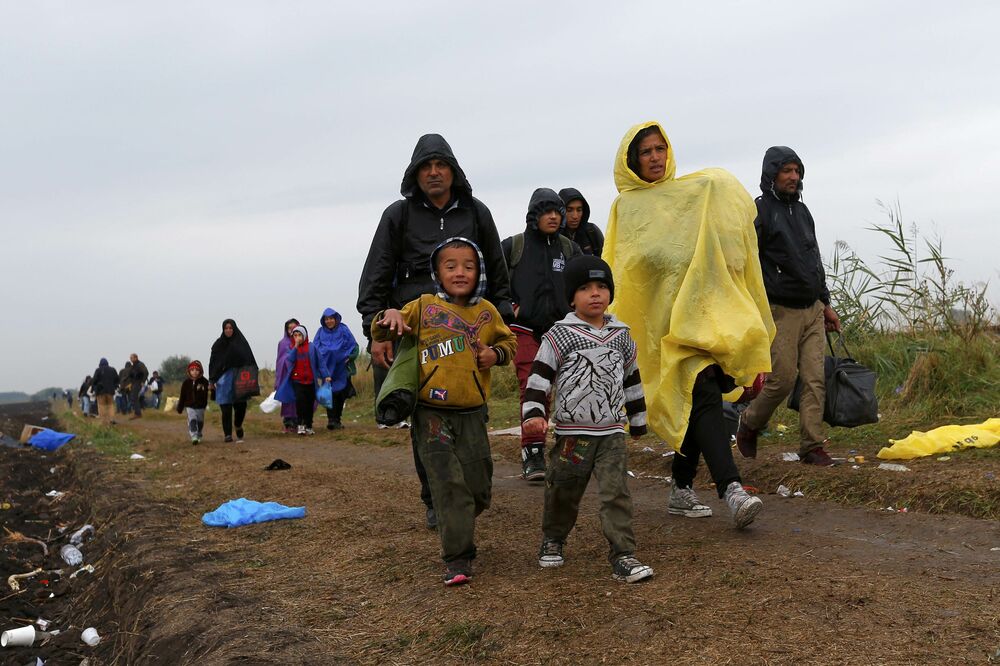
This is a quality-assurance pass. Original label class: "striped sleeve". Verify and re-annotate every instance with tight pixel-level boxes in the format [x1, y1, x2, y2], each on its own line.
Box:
[623, 338, 647, 436]
[521, 336, 558, 422]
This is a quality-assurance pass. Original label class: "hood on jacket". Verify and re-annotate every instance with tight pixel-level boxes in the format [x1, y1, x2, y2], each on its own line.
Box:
[318, 307, 342, 330]
[614, 121, 677, 193]
[557, 187, 591, 227]
[283, 318, 299, 339]
[400, 134, 472, 201]
[99, 358, 108, 367]
[187, 360, 204, 374]
[291, 325, 309, 342]
[760, 146, 804, 199]
[525, 188, 566, 232]
[430, 237, 487, 305]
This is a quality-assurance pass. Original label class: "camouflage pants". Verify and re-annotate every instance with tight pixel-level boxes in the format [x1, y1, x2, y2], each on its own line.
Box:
[542, 432, 636, 561]
[413, 405, 492, 563]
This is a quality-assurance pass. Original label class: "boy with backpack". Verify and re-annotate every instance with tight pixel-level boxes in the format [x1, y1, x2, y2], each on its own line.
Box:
[502, 188, 581, 481]
[522, 255, 653, 583]
[373, 237, 517, 586]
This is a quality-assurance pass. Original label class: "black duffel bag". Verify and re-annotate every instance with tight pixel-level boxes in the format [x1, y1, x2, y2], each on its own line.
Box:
[787, 333, 879, 428]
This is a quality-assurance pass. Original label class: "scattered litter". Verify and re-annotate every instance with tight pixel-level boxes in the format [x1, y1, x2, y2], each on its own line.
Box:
[49, 467, 56, 474]
[849, 449, 857, 455]
[70, 564, 95, 579]
[641, 446, 655, 453]
[69, 524, 94, 546]
[130, 453, 146, 460]
[851, 465, 860, 469]
[781, 452, 800, 462]
[172, 462, 179, 467]
[937, 456, 951, 462]
[41, 416, 49, 421]
[882, 506, 908, 513]
[1, 624, 36, 647]
[28, 429, 76, 452]
[877, 462, 910, 472]
[35, 618, 51, 631]
[202, 498, 306, 528]
[59, 544, 83, 566]
[7, 568, 43, 591]
[661, 451, 675, 458]
[81, 627, 100, 647]
[0, 502, 11, 510]
[626, 470, 636, 478]
[45, 491, 65, 499]
[3, 527, 49, 555]
[793, 490, 805, 497]
[265, 459, 292, 471]
[854, 455, 866, 463]
[775, 424, 788, 433]
[19, 425, 46, 443]
[990, 547, 1000, 552]
[776, 484, 791, 498]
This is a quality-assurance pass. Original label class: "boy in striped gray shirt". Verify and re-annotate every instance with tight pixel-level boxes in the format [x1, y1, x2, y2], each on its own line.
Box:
[522, 255, 653, 583]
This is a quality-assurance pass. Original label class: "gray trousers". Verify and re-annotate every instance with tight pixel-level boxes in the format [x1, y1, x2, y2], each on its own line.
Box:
[185, 407, 205, 439]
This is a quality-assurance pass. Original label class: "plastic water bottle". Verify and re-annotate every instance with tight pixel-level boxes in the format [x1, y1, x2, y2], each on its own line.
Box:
[60, 544, 83, 566]
[70, 524, 94, 546]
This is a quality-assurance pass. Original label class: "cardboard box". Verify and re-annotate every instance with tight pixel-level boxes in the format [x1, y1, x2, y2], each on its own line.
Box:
[19, 424, 47, 443]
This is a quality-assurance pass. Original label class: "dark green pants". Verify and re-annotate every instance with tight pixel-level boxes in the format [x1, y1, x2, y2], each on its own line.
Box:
[543, 432, 636, 561]
[413, 405, 492, 563]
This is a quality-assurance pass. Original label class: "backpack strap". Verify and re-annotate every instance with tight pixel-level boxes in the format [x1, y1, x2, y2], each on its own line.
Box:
[510, 233, 525, 269]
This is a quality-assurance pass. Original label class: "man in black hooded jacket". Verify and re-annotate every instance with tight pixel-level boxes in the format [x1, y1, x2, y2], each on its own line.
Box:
[358, 133, 513, 528]
[558, 188, 604, 257]
[737, 146, 841, 467]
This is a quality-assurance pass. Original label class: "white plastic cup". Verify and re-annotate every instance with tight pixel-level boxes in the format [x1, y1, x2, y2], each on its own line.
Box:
[1, 625, 36, 647]
[81, 627, 101, 646]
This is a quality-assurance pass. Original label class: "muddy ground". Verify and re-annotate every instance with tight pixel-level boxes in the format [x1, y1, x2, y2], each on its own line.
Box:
[3, 402, 1000, 665]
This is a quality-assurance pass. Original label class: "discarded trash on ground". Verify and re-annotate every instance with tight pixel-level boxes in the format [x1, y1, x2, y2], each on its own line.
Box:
[937, 456, 951, 461]
[877, 462, 910, 472]
[776, 484, 791, 498]
[626, 470, 636, 478]
[202, 498, 306, 528]
[81, 627, 101, 646]
[59, 544, 83, 566]
[782, 452, 800, 462]
[69, 524, 94, 546]
[130, 453, 146, 460]
[265, 459, 292, 471]
[641, 446, 655, 453]
[879, 418, 1000, 460]
[28, 429, 76, 452]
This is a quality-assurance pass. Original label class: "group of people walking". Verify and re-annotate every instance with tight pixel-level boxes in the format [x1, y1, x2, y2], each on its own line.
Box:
[358, 123, 840, 586]
[78, 354, 157, 424]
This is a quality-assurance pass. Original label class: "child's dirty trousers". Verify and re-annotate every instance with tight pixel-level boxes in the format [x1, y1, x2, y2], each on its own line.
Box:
[542, 432, 636, 561]
[413, 405, 492, 563]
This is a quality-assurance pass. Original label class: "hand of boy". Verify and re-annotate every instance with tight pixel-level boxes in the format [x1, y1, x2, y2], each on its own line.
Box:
[476, 342, 498, 370]
[522, 417, 547, 439]
[377, 309, 411, 337]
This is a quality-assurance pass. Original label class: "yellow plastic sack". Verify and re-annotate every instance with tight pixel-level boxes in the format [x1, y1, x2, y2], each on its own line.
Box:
[604, 121, 775, 449]
[163, 396, 179, 412]
[878, 418, 1000, 460]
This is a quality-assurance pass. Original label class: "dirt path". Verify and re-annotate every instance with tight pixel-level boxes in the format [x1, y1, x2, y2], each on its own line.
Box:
[98, 414, 999, 665]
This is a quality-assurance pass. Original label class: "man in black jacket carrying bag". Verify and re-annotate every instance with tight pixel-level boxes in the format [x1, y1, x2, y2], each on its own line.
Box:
[357, 133, 514, 528]
[736, 146, 841, 467]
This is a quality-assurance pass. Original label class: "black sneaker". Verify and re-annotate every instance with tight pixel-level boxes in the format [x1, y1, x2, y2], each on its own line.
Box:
[521, 444, 546, 481]
[425, 507, 438, 530]
[235, 428, 245, 443]
[326, 422, 343, 430]
[224, 436, 234, 443]
[443, 559, 472, 586]
[538, 538, 564, 568]
[611, 555, 654, 583]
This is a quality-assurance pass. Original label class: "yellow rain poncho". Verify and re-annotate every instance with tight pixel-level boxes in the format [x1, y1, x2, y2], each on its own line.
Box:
[604, 121, 775, 449]
[878, 418, 1000, 460]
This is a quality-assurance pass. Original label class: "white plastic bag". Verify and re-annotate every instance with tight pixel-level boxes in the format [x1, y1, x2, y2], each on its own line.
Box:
[259, 391, 280, 414]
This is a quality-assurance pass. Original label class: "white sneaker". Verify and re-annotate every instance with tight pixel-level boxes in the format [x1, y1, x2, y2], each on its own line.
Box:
[724, 481, 763, 529]
[667, 484, 713, 518]
[297, 425, 306, 436]
[611, 555, 654, 583]
[394, 421, 410, 429]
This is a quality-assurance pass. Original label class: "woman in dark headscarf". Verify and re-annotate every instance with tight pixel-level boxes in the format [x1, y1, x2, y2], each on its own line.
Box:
[209, 318, 258, 443]
[275, 318, 300, 433]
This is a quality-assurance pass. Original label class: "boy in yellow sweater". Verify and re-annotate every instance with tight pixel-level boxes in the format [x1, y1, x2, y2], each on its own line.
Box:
[374, 237, 517, 586]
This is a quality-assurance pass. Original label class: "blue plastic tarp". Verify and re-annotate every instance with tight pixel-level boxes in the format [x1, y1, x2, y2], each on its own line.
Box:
[28, 429, 76, 451]
[202, 497, 306, 528]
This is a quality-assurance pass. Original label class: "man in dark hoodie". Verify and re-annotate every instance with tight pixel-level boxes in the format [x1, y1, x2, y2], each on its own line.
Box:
[737, 147, 841, 467]
[91, 358, 119, 426]
[358, 133, 514, 529]
[502, 188, 582, 480]
[128, 353, 149, 419]
[558, 188, 604, 257]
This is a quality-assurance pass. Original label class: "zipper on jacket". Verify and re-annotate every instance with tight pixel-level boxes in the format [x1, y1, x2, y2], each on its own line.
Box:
[440, 217, 444, 231]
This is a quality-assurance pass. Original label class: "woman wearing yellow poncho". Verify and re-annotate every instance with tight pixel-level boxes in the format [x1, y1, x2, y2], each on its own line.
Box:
[604, 121, 775, 529]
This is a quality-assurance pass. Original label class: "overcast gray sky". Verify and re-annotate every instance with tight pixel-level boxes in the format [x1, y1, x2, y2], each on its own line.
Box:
[3, 1, 998, 393]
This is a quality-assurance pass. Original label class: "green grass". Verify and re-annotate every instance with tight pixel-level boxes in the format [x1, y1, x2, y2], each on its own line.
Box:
[59, 408, 138, 457]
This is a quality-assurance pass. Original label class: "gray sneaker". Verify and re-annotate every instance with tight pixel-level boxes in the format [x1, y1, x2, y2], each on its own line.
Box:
[668, 484, 713, 518]
[538, 538, 564, 568]
[611, 555, 654, 583]
[724, 481, 763, 529]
